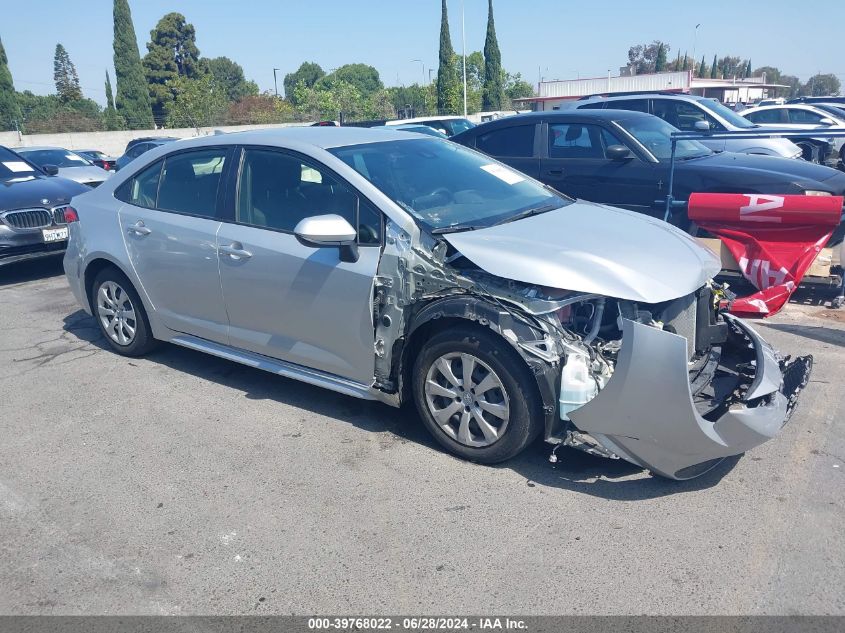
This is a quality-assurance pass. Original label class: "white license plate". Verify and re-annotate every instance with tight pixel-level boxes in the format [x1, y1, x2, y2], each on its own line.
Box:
[42, 227, 69, 242]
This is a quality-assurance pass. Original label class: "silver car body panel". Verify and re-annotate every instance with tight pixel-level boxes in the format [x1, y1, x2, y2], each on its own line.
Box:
[569, 314, 790, 479]
[443, 201, 721, 304]
[57, 165, 110, 186]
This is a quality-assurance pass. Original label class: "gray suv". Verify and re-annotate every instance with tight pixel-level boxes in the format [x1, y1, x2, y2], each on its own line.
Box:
[574, 93, 803, 159]
[63, 128, 811, 480]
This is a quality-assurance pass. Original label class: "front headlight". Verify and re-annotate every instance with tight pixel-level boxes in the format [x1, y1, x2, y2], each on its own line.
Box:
[804, 190, 833, 196]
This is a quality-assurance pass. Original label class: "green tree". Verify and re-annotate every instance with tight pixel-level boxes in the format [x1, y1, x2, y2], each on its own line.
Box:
[710, 55, 718, 79]
[15, 91, 103, 134]
[745, 60, 752, 78]
[504, 72, 534, 103]
[0, 36, 22, 131]
[205, 56, 258, 103]
[463, 51, 484, 114]
[283, 62, 325, 103]
[143, 12, 202, 124]
[697, 55, 706, 78]
[166, 73, 227, 128]
[482, 0, 503, 111]
[103, 70, 123, 130]
[316, 63, 383, 99]
[113, 0, 154, 129]
[803, 73, 841, 96]
[436, 0, 461, 114]
[387, 83, 435, 117]
[53, 44, 82, 102]
[654, 43, 667, 72]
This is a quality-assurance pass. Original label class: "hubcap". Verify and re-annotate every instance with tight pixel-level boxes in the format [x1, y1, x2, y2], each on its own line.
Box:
[424, 352, 510, 447]
[97, 281, 137, 346]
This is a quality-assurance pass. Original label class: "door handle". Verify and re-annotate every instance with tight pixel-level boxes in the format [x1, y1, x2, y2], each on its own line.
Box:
[219, 242, 253, 260]
[126, 220, 151, 236]
[545, 169, 564, 176]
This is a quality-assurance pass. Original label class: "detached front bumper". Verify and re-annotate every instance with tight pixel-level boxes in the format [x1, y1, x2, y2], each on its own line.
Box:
[569, 314, 812, 480]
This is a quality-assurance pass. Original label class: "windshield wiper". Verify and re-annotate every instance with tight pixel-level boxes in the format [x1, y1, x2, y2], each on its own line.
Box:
[431, 223, 490, 235]
[490, 203, 560, 227]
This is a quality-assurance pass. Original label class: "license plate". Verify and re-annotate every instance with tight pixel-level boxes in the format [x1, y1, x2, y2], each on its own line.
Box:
[42, 227, 69, 242]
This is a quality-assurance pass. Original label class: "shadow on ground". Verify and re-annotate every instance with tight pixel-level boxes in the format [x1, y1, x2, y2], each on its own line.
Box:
[63, 308, 741, 500]
[0, 256, 64, 287]
[757, 322, 845, 348]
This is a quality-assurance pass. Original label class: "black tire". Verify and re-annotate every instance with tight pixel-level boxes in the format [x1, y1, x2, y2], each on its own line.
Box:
[90, 267, 157, 357]
[412, 325, 543, 464]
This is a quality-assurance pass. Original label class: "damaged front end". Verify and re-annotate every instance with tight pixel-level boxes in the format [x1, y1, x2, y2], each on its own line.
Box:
[554, 288, 813, 480]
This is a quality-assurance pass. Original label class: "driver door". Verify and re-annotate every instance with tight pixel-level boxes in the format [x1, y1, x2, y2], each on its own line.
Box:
[216, 147, 382, 384]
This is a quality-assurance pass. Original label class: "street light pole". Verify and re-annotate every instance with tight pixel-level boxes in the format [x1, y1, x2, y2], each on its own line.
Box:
[461, 0, 467, 117]
[692, 24, 700, 74]
[411, 59, 425, 86]
[273, 68, 281, 98]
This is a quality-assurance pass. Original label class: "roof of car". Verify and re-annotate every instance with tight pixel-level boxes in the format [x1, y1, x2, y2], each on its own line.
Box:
[580, 92, 708, 102]
[15, 145, 71, 152]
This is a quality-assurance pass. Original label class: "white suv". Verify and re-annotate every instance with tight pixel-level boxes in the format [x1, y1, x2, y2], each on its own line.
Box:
[574, 93, 803, 159]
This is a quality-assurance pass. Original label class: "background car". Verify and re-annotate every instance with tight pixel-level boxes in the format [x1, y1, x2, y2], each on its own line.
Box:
[788, 96, 845, 105]
[0, 146, 89, 266]
[76, 149, 117, 171]
[15, 146, 110, 187]
[378, 124, 449, 138]
[114, 137, 178, 171]
[383, 115, 475, 137]
[451, 109, 845, 233]
[740, 104, 845, 165]
[572, 92, 803, 159]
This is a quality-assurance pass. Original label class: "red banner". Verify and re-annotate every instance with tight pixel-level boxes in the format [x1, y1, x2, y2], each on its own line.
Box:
[688, 193, 843, 317]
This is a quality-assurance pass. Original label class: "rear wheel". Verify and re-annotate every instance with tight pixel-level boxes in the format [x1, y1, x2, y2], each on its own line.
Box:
[90, 267, 156, 357]
[412, 325, 542, 463]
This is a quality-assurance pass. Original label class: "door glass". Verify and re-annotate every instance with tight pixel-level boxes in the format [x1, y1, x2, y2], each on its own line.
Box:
[606, 98, 649, 113]
[118, 160, 162, 208]
[788, 108, 824, 123]
[746, 109, 784, 124]
[475, 125, 535, 157]
[549, 124, 624, 159]
[237, 149, 358, 234]
[157, 149, 227, 218]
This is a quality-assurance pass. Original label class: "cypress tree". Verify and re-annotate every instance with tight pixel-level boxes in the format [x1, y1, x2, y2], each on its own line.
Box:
[682, 52, 689, 71]
[482, 0, 503, 111]
[0, 36, 22, 131]
[143, 12, 202, 123]
[113, 0, 154, 129]
[104, 70, 123, 130]
[745, 60, 752, 78]
[436, 0, 461, 115]
[698, 55, 706, 78]
[674, 50, 681, 70]
[710, 54, 718, 79]
[655, 44, 667, 72]
[53, 43, 82, 102]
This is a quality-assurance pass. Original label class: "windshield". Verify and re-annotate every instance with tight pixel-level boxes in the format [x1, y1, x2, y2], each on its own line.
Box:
[0, 147, 39, 180]
[329, 138, 570, 232]
[18, 148, 91, 168]
[697, 98, 756, 129]
[615, 117, 712, 161]
[443, 118, 475, 135]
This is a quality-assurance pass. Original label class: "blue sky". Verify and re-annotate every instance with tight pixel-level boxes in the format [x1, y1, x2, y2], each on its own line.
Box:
[3, 0, 843, 105]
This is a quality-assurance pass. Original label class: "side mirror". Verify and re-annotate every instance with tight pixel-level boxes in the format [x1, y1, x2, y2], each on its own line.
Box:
[42, 164, 59, 176]
[818, 117, 836, 126]
[693, 120, 712, 132]
[294, 214, 359, 263]
[606, 144, 632, 160]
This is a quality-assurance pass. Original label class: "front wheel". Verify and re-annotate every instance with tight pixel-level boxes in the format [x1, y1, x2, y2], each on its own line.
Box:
[412, 326, 543, 463]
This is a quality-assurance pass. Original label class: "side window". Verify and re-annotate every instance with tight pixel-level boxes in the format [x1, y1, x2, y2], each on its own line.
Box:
[788, 108, 824, 124]
[475, 125, 535, 158]
[746, 109, 785, 124]
[608, 98, 649, 113]
[549, 124, 624, 159]
[115, 160, 162, 208]
[237, 149, 365, 238]
[157, 149, 227, 218]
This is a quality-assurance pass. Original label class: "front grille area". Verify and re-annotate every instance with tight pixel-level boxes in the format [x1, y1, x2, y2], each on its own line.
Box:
[52, 205, 69, 224]
[2, 208, 52, 229]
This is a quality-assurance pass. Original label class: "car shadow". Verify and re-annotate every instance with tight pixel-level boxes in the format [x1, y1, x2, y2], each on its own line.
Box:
[0, 256, 65, 287]
[757, 322, 845, 348]
[62, 309, 740, 500]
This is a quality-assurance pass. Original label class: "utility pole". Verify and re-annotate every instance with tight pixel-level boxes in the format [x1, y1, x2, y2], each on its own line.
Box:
[273, 68, 280, 98]
[692, 24, 700, 73]
[461, 0, 467, 117]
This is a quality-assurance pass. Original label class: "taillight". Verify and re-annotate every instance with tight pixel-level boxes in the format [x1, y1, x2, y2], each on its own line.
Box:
[64, 206, 79, 222]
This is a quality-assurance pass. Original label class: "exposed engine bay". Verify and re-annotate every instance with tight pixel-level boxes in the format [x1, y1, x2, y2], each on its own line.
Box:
[369, 219, 813, 480]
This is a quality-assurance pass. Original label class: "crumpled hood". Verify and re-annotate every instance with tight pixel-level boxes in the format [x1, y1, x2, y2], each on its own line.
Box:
[443, 201, 721, 303]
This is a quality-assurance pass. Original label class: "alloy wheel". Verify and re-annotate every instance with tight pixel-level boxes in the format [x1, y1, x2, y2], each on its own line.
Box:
[97, 281, 137, 346]
[424, 352, 510, 447]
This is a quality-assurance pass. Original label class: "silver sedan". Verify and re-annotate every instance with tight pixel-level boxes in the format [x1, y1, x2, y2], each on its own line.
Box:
[15, 146, 111, 187]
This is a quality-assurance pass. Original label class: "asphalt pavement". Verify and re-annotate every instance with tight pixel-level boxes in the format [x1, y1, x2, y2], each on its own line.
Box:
[1, 257, 843, 615]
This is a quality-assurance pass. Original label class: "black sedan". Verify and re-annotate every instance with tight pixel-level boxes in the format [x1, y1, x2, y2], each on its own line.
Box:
[0, 146, 89, 266]
[451, 110, 845, 229]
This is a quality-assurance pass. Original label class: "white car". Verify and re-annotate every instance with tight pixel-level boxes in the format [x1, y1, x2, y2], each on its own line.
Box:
[16, 146, 111, 188]
[740, 104, 845, 163]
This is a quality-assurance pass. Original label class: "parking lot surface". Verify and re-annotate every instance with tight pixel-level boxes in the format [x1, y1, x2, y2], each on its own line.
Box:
[1, 257, 843, 615]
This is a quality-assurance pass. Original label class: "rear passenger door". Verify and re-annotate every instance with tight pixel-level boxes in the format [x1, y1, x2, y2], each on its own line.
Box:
[216, 147, 382, 383]
[472, 123, 541, 178]
[539, 121, 660, 211]
[116, 148, 232, 343]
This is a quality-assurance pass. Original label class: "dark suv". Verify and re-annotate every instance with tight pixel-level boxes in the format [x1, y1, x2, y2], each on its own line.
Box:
[0, 146, 89, 266]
